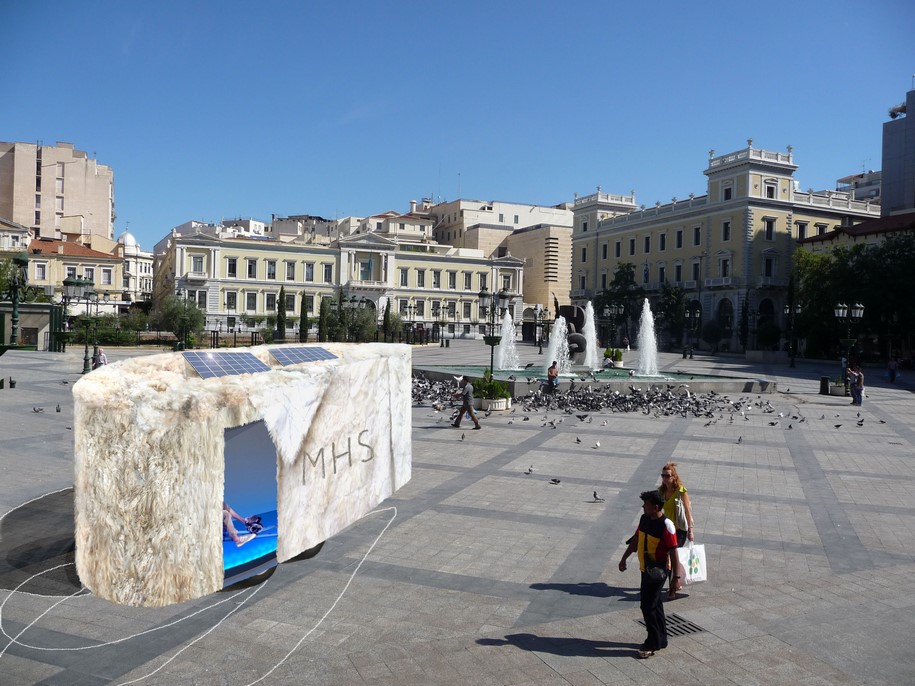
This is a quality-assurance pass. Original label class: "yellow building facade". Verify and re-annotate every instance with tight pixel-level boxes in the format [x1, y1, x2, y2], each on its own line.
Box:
[572, 144, 881, 350]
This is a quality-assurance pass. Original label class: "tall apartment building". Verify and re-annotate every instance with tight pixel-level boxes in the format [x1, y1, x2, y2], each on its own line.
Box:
[572, 143, 881, 350]
[0, 141, 114, 242]
[882, 88, 915, 217]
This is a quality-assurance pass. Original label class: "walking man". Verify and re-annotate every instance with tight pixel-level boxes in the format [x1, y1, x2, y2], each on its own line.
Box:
[618, 490, 680, 658]
[453, 376, 481, 430]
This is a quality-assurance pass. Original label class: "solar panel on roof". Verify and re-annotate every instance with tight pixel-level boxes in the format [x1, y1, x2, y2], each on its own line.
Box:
[183, 351, 272, 379]
[269, 346, 338, 366]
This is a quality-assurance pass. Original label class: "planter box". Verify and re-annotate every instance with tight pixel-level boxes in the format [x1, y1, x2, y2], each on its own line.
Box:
[481, 397, 512, 411]
[829, 385, 847, 396]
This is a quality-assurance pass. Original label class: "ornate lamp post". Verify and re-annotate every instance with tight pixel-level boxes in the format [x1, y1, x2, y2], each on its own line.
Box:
[2, 252, 30, 347]
[835, 302, 864, 396]
[784, 303, 801, 368]
[479, 287, 509, 373]
[683, 306, 701, 359]
[536, 305, 550, 354]
[79, 280, 96, 374]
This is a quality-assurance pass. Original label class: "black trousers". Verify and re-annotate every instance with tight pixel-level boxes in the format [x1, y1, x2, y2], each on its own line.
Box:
[640, 569, 668, 650]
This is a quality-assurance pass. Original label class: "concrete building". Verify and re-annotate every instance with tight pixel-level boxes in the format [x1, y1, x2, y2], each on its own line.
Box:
[835, 170, 882, 203]
[26, 237, 124, 315]
[572, 143, 881, 351]
[882, 88, 915, 217]
[115, 229, 154, 306]
[0, 141, 114, 242]
[0, 217, 32, 253]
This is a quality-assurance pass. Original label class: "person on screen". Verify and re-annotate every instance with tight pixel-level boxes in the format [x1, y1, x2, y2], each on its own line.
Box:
[223, 501, 256, 547]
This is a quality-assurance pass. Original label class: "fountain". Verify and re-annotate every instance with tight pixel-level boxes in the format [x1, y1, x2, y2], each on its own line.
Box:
[636, 298, 659, 376]
[544, 316, 571, 374]
[494, 311, 519, 371]
[583, 302, 600, 371]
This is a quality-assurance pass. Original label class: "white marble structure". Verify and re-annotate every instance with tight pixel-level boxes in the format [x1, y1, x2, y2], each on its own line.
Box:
[72, 343, 411, 607]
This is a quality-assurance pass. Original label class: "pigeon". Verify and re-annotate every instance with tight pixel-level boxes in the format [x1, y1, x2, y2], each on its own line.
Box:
[525, 465, 533, 474]
[736, 436, 742, 444]
[461, 433, 465, 440]
[549, 478, 561, 485]
[593, 491, 605, 502]
[768, 421, 778, 426]
[32, 407, 44, 413]
[56, 404, 61, 413]
[524, 362, 535, 369]
[834, 424, 842, 429]
[787, 424, 792, 430]
[576, 414, 589, 421]
[592, 441, 601, 449]
[575, 437, 582, 444]
[61, 380, 69, 385]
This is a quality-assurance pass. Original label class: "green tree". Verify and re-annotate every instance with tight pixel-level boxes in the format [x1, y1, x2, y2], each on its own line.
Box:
[318, 297, 331, 342]
[120, 307, 149, 333]
[595, 263, 644, 342]
[382, 301, 391, 342]
[276, 285, 287, 341]
[150, 295, 205, 345]
[655, 282, 687, 348]
[299, 295, 309, 342]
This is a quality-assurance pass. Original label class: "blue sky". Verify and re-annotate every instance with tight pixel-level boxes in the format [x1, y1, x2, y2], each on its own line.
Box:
[2, 1, 913, 250]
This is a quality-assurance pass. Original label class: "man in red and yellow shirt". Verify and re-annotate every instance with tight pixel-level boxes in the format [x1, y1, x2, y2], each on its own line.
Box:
[618, 490, 680, 658]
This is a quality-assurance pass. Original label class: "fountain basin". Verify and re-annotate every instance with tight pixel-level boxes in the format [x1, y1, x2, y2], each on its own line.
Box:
[416, 365, 776, 396]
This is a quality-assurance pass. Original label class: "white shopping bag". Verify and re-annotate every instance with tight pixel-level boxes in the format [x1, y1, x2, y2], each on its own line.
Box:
[677, 542, 707, 584]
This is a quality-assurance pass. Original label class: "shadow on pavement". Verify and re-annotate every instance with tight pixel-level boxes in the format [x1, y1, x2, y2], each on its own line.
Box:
[477, 632, 638, 658]
[530, 581, 639, 601]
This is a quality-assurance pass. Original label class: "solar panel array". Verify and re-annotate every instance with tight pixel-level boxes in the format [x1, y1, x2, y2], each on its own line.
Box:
[269, 346, 338, 366]
[183, 351, 272, 379]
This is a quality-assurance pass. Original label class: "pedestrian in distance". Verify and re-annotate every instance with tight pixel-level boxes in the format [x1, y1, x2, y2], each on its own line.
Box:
[658, 462, 695, 599]
[547, 360, 559, 394]
[452, 376, 481, 430]
[618, 490, 680, 659]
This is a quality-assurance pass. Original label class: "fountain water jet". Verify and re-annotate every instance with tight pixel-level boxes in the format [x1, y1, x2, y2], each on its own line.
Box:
[544, 316, 571, 374]
[494, 311, 519, 370]
[636, 298, 659, 376]
[583, 302, 600, 371]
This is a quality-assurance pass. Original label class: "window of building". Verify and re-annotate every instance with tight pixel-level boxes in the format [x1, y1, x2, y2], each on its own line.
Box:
[285, 293, 295, 312]
[34, 211, 40, 225]
[246, 259, 257, 279]
[659, 233, 666, 251]
[498, 213, 504, 223]
[225, 292, 237, 310]
[303, 294, 314, 313]
[583, 220, 589, 232]
[322, 264, 333, 283]
[400, 268, 408, 286]
[66, 265, 77, 278]
[34, 263, 47, 281]
[514, 215, 519, 224]
[643, 264, 650, 284]
[246, 292, 257, 311]
[615, 241, 621, 258]
[764, 256, 775, 278]
[192, 255, 204, 273]
[56, 177, 64, 194]
[227, 257, 237, 278]
[266, 293, 277, 311]
[360, 261, 372, 281]
[676, 230, 683, 249]
[464, 272, 472, 290]
[34, 194, 40, 209]
[479, 273, 487, 291]
[764, 218, 775, 240]
[432, 270, 441, 288]
[463, 301, 472, 318]
[765, 184, 776, 199]
[601, 243, 608, 260]
[581, 247, 587, 263]
[815, 223, 827, 236]
[84, 267, 94, 283]
[415, 301, 425, 318]
[723, 186, 733, 201]
[658, 266, 666, 283]
[693, 226, 701, 246]
[578, 275, 586, 290]
[227, 316, 236, 330]
[502, 274, 511, 291]
[674, 264, 682, 282]
[720, 258, 730, 278]
[417, 270, 425, 288]
[722, 221, 731, 242]
[600, 272, 607, 289]
[629, 238, 635, 256]
[796, 222, 807, 240]
[644, 236, 651, 254]
[305, 263, 315, 282]
[376, 222, 383, 231]
[101, 268, 112, 285]
[195, 291, 206, 308]
[266, 260, 277, 280]
[447, 301, 456, 317]
[55, 197, 63, 212]
[692, 262, 700, 281]
[285, 262, 295, 281]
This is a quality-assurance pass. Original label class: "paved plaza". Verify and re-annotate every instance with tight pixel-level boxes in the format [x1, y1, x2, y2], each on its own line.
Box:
[1, 341, 914, 685]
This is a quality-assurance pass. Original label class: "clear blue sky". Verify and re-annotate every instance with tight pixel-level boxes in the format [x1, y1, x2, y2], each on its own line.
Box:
[2, 1, 913, 251]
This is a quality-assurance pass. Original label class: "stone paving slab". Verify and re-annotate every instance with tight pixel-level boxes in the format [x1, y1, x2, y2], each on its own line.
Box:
[1, 343, 914, 684]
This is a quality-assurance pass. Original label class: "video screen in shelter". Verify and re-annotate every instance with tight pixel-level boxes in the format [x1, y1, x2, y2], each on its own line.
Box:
[222, 420, 279, 587]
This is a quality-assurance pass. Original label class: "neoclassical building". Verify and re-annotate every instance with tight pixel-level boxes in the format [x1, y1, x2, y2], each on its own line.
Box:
[571, 143, 881, 349]
[153, 216, 524, 339]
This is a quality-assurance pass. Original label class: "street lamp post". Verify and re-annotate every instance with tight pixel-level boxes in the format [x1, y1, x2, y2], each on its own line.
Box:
[536, 305, 550, 355]
[784, 303, 802, 368]
[3, 252, 29, 347]
[479, 288, 508, 374]
[834, 302, 864, 396]
[683, 307, 700, 359]
[81, 282, 96, 374]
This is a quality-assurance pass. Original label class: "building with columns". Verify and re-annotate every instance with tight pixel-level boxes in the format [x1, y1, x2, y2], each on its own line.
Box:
[572, 143, 881, 351]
